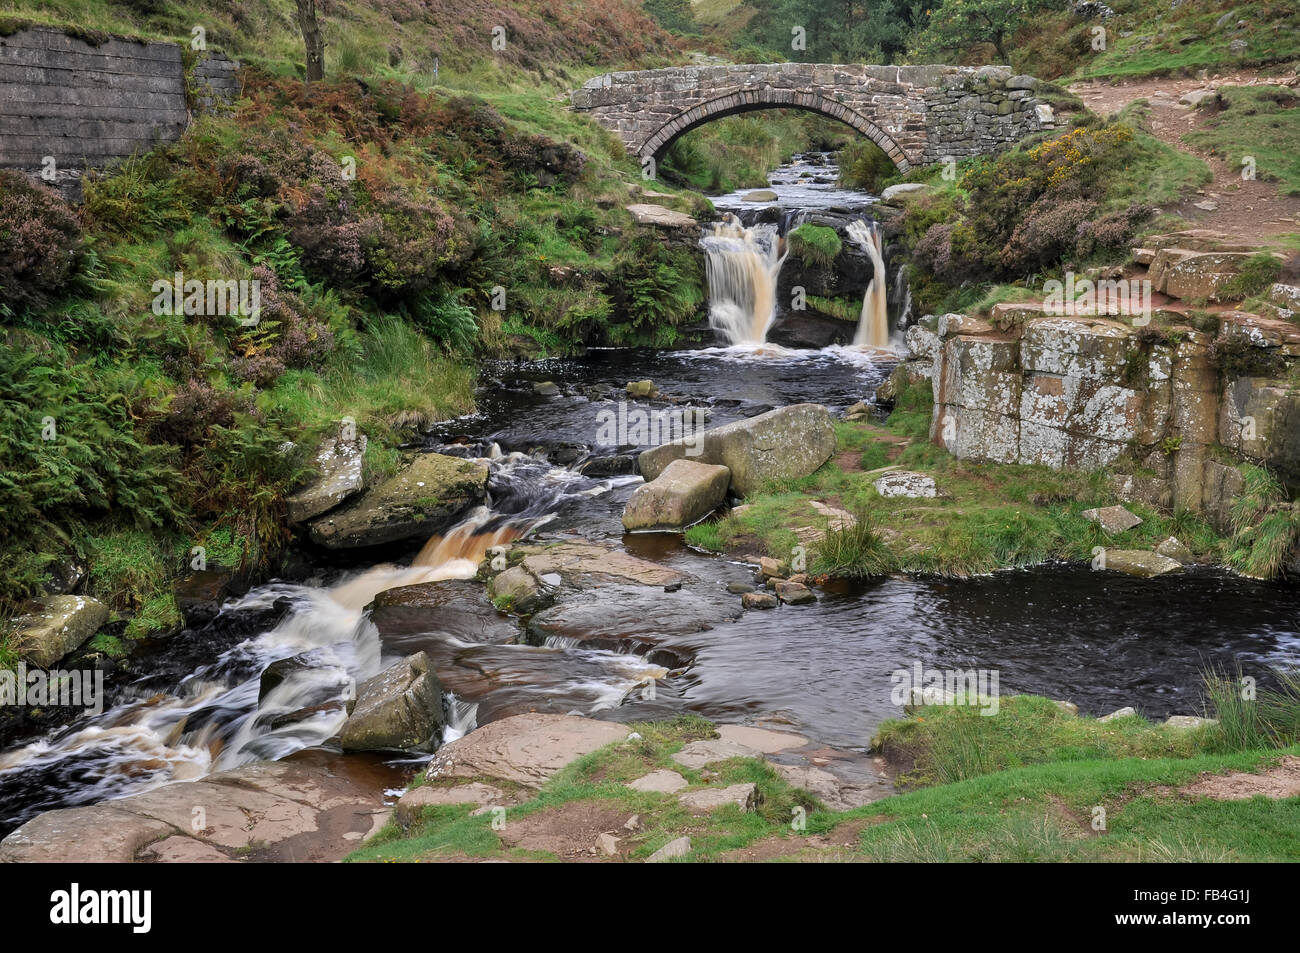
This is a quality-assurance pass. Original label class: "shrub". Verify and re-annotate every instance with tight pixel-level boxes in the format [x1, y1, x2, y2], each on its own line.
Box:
[0, 170, 83, 313]
[1001, 196, 1097, 273]
[838, 140, 896, 192]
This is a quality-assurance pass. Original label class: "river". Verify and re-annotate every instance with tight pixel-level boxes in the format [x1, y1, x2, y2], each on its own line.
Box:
[2, 159, 1299, 839]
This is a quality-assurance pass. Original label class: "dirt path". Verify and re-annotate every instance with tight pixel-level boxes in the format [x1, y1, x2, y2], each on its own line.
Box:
[1069, 70, 1300, 241]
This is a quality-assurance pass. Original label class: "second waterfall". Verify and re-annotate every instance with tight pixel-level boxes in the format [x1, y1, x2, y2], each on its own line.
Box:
[700, 214, 789, 346]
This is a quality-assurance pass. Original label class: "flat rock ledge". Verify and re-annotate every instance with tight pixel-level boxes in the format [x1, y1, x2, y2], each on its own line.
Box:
[0, 759, 389, 863]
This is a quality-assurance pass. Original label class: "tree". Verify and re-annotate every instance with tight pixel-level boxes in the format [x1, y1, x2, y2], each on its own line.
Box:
[910, 0, 1054, 62]
[295, 0, 325, 82]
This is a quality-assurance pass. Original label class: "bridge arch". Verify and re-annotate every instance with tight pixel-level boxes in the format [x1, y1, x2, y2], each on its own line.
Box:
[641, 91, 911, 172]
[571, 64, 1052, 173]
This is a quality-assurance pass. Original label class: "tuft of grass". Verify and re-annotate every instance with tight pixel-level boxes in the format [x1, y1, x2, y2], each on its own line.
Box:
[786, 223, 842, 270]
[1203, 664, 1300, 753]
[811, 511, 892, 578]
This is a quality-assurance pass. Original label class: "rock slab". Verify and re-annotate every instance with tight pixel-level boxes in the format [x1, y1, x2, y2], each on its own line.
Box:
[622, 458, 731, 531]
[425, 713, 629, 789]
[309, 452, 488, 549]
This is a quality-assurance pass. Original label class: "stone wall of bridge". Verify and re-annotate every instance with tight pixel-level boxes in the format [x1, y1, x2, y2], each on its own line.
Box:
[571, 63, 1052, 172]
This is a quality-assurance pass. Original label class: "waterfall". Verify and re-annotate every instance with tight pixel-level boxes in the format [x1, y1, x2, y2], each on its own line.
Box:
[894, 262, 912, 330]
[846, 219, 889, 349]
[701, 214, 789, 345]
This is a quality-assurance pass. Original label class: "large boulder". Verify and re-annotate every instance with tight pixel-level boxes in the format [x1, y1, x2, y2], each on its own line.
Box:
[622, 458, 731, 531]
[424, 713, 628, 789]
[286, 432, 368, 524]
[308, 453, 488, 549]
[638, 403, 835, 497]
[12, 595, 109, 668]
[338, 652, 444, 752]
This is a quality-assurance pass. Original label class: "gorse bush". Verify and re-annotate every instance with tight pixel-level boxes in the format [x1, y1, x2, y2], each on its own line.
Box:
[908, 122, 1156, 285]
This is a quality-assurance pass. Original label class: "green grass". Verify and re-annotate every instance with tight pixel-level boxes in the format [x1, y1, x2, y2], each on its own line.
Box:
[688, 375, 1231, 577]
[848, 747, 1300, 862]
[875, 694, 1209, 788]
[786, 223, 842, 269]
[350, 704, 1300, 864]
[1182, 85, 1300, 197]
[1203, 664, 1300, 752]
[1063, 0, 1300, 82]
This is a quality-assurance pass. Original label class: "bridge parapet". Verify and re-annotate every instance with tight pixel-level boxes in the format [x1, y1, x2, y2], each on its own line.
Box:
[571, 63, 1051, 173]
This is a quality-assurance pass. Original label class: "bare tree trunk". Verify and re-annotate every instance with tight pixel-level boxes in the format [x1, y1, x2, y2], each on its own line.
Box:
[295, 0, 325, 82]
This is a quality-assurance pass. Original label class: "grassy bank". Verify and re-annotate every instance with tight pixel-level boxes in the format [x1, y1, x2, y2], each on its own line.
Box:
[685, 378, 1228, 577]
[348, 698, 1300, 863]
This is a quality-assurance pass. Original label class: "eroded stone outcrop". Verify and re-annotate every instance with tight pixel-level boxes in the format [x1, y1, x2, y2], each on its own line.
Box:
[897, 302, 1300, 532]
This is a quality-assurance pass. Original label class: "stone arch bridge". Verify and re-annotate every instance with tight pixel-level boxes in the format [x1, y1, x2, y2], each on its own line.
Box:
[571, 63, 1052, 173]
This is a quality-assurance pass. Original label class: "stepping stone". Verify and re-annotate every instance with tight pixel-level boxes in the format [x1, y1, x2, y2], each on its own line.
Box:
[774, 580, 816, 605]
[1164, 715, 1218, 729]
[627, 770, 688, 794]
[395, 782, 505, 824]
[1100, 549, 1183, 577]
[671, 738, 760, 770]
[679, 782, 757, 814]
[742, 591, 778, 609]
[717, 724, 808, 753]
[1099, 706, 1138, 722]
[873, 471, 937, 499]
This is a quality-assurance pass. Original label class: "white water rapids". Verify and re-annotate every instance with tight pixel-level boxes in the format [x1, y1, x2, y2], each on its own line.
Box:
[0, 453, 663, 824]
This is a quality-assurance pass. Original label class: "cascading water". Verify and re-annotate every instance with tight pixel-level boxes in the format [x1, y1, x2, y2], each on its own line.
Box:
[846, 218, 889, 348]
[0, 451, 660, 834]
[700, 214, 789, 345]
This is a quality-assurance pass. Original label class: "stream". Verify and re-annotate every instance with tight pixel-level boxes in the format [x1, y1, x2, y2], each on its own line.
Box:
[3, 159, 1300, 840]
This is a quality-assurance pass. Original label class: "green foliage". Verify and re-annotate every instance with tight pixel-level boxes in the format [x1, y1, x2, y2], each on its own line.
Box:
[643, 0, 697, 33]
[0, 347, 183, 610]
[1219, 252, 1285, 301]
[837, 139, 898, 192]
[1224, 464, 1300, 579]
[910, 0, 1057, 61]
[737, 0, 918, 63]
[1203, 664, 1300, 753]
[403, 285, 479, 355]
[812, 511, 892, 577]
[877, 694, 1207, 788]
[786, 223, 841, 269]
